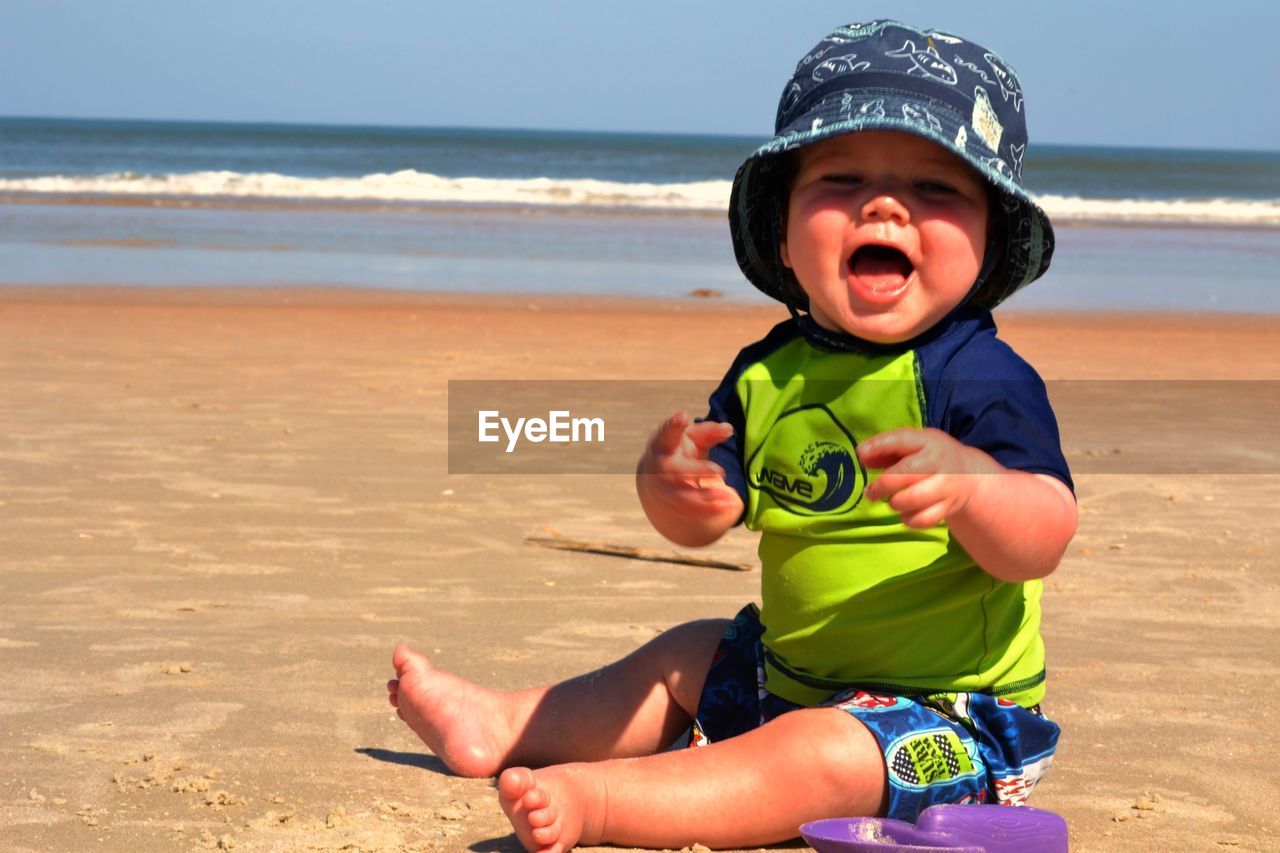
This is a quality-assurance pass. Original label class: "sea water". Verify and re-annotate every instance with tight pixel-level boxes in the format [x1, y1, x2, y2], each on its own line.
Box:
[2, 118, 1277, 311]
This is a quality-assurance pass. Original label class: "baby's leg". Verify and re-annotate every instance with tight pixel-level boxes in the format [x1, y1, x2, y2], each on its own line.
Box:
[497, 705, 888, 852]
[387, 617, 727, 777]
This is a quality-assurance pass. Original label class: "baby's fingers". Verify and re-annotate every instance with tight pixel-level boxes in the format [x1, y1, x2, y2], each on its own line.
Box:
[897, 500, 950, 530]
[687, 484, 743, 512]
[648, 450, 726, 484]
[651, 411, 694, 456]
[857, 428, 927, 469]
[657, 480, 742, 515]
[864, 468, 927, 502]
[684, 419, 734, 454]
[877, 476, 965, 527]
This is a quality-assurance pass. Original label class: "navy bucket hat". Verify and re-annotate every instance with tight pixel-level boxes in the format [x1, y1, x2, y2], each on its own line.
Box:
[730, 20, 1054, 311]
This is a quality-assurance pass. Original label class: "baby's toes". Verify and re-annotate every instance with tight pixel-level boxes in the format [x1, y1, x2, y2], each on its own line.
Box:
[522, 786, 550, 813]
[530, 810, 562, 846]
[498, 767, 537, 802]
[528, 801, 557, 828]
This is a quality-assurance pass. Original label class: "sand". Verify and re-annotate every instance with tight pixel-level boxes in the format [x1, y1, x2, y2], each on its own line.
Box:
[1, 286, 1277, 852]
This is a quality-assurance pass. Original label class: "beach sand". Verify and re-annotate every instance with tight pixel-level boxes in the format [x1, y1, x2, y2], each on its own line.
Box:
[1, 286, 1277, 852]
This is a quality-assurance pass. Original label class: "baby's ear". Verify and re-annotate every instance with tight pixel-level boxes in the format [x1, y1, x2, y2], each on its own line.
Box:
[779, 234, 791, 269]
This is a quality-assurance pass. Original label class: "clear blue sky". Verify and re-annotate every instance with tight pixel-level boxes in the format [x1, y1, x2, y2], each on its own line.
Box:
[5, 0, 1278, 151]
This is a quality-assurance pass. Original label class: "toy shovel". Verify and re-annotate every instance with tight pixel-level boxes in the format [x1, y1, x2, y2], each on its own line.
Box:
[800, 804, 1068, 852]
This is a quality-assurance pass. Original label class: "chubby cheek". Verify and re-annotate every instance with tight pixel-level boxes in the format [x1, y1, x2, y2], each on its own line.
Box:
[933, 244, 983, 282]
[952, 242, 987, 287]
[781, 209, 846, 277]
[921, 220, 987, 284]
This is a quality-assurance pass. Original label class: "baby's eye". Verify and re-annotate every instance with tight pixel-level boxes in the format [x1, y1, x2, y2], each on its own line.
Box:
[822, 174, 863, 186]
[916, 180, 957, 194]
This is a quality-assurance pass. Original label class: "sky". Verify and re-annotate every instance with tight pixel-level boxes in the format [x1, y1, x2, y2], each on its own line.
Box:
[5, 0, 1279, 151]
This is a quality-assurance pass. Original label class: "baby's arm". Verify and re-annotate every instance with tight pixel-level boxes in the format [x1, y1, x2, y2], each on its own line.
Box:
[636, 412, 744, 547]
[858, 428, 1077, 582]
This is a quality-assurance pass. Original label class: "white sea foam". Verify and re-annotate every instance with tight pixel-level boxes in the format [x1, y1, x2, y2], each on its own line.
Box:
[2, 171, 1279, 226]
[1036, 193, 1280, 226]
[0, 170, 733, 211]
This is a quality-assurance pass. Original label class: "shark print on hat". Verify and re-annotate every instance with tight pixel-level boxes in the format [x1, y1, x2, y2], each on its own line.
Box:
[813, 53, 871, 82]
[983, 155, 1013, 180]
[951, 56, 996, 86]
[902, 103, 944, 135]
[840, 95, 886, 120]
[794, 44, 831, 75]
[886, 39, 959, 85]
[795, 35, 853, 74]
[984, 53, 1024, 112]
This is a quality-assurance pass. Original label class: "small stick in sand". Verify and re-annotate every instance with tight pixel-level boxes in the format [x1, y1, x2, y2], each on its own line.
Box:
[526, 528, 752, 572]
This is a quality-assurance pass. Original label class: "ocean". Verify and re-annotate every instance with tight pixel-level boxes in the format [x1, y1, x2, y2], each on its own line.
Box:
[2, 117, 1278, 311]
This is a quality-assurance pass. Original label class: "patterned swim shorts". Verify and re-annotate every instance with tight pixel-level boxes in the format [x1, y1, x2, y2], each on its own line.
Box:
[689, 605, 1060, 821]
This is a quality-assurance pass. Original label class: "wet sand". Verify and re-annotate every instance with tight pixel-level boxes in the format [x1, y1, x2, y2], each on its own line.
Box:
[1, 286, 1277, 851]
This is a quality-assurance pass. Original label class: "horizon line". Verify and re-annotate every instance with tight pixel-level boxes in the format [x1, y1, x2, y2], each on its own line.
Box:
[3, 113, 1279, 157]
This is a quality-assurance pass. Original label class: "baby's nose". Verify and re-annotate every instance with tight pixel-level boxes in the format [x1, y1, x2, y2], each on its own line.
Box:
[860, 192, 910, 224]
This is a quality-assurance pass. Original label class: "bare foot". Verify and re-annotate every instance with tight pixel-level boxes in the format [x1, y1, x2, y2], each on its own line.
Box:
[497, 766, 605, 853]
[387, 644, 515, 777]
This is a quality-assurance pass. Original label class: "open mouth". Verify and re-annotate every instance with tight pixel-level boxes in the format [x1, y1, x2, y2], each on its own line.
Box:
[848, 245, 914, 293]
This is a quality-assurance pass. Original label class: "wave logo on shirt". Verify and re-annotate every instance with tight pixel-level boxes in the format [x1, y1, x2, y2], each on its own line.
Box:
[746, 404, 865, 516]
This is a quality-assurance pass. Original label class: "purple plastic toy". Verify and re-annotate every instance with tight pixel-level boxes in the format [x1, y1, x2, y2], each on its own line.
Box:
[800, 804, 1068, 852]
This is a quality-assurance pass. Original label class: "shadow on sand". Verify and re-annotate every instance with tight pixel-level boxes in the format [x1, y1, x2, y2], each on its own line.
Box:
[355, 746, 453, 775]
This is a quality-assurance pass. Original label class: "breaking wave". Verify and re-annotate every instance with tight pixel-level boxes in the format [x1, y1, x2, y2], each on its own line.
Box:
[2, 171, 1278, 226]
[1035, 193, 1280, 227]
[0, 170, 732, 211]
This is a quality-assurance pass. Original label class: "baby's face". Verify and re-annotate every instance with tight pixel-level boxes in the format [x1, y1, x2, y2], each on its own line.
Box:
[780, 130, 990, 344]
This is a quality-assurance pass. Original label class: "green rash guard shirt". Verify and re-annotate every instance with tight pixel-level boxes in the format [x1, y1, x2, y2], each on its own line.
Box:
[704, 307, 1073, 708]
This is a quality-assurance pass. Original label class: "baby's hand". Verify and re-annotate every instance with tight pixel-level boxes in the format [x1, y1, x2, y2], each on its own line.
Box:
[858, 427, 994, 529]
[637, 411, 739, 517]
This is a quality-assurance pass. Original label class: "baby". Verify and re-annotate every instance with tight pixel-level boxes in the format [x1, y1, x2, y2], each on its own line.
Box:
[389, 20, 1076, 852]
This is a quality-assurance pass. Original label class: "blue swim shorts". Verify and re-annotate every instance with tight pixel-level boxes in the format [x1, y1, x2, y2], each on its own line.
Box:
[689, 605, 1060, 822]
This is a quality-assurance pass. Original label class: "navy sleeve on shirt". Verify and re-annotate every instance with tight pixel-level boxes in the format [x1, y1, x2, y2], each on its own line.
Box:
[704, 355, 750, 506]
[919, 317, 1074, 493]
